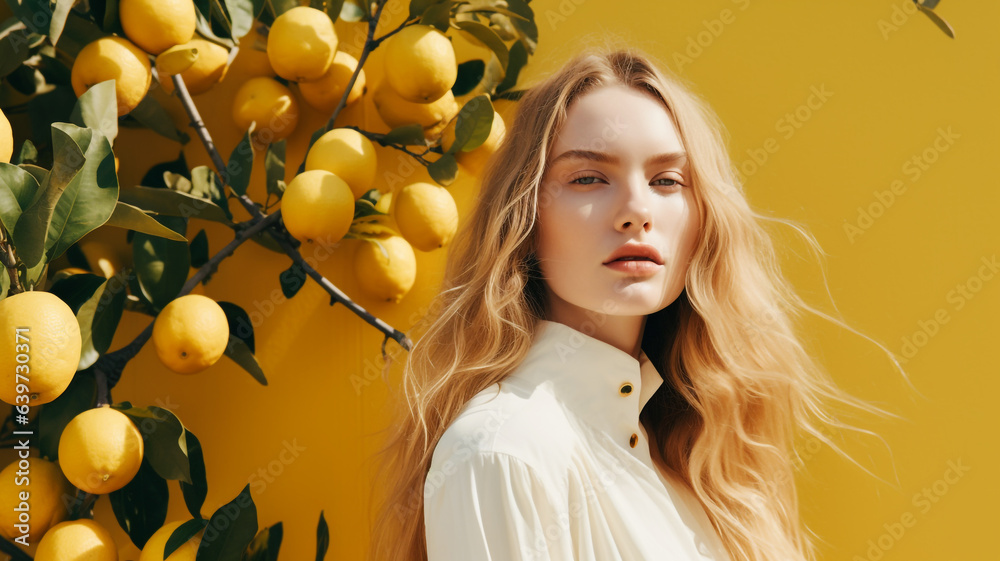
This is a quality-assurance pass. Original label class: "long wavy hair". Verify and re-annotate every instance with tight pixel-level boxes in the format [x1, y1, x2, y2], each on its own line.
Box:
[366, 45, 913, 561]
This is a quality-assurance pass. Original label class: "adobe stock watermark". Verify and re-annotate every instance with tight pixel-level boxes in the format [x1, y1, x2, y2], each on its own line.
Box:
[852, 457, 970, 560]
[843, 126, 959, 243]
[897, 254, 997, 365]
[877, 0, 926, 41]
[732, 83, 834, 185]
[247, 438, 307, 495]
[672, 0, 753, 72]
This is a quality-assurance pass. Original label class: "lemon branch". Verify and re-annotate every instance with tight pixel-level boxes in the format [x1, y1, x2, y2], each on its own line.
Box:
[343, 125, 438, 166]
[170, 74, 413, 352]
[0, 537, 32, 561]
[0, 223, 26, 295]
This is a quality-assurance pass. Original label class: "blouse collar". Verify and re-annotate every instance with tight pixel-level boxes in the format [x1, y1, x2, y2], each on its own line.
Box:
[507, 319, 665, 443]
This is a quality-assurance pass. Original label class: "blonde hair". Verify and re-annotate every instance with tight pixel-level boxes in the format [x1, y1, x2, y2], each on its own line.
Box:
[366, 45, 914, 561]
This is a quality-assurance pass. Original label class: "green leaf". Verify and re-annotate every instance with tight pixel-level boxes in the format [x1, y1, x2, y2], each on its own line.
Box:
[0, 269, 8, 301]
[16, 139, 39, 165]
[164, 518, 209, 558]
[452, 59, 485, 97]
[119, 185, 234, 226]
[410, 0, 449, 21]
[43, 122, 120, 261]
[37, 371, 96, 461]
[264, 139, 286, 199]
[338, 0, 368, 21]
[196, 484, 258, 561]
[71, 78, 119, 143]
[102, 0, 121, 32]
[315, 511, 329, 561]
[0, 29, 40, 79]
[105, 201, 190, 242]
[383, 123, 427, 146]
[110, 457, 169, 549]
[454, 20, 508, 72]
[222, 335, 268, 386]
[915, 4, 955, 38]
[227, 129, 254, 197]
[48, 272, 106, 314]
[113, 403, 193, 484]
[180, 429, 208, 519]
[448, 94, 493, 153]
[495, 39, 528, 94]
[132, 216, 190, 309]
[190, 229, 209, 267]
[224, 0, 255, 39]
[419, 0, 454, 32]
[11, 125, 86, 286]
[426, 153, 457, 186]
[191, 166, 234, 221]
[0, 162, 40, 233]
[75, 274, 127, 370]
[243, 522, 283, 561]
[269, 0, 299, 17]
[278, 263, 306, 299]
[217, 300, 254, 352]
[49, 0, 76, 46]
[129, 96, 190, 144]
[505, 0, 537, 53]
[315, 0, 345, 21]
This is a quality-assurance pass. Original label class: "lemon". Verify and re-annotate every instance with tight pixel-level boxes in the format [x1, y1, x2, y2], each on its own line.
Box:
[297, 50, 366, 113]
[280, 169, 355, 245]
[374, 190, 392, 213]
[391, 182, 458, 252]
[159, 39, 230, 96]
[266, 6, 337, 82]
[442, 109, 506, 175]
[139, 519, 204, 561]
[152, 294, 230, 374]
[354, 235, 416, 303]
[58, 405, 144, 495]
[79, 239, 128, 279]
[0, 291, 82, 406]
[383, 25, 457, 103]
[34, 518, 118, 561]
[119, 0, 196, 55]
[0, 107, 12, 162]
[71, 36, 152, 117]
[304, 128, 377, 199]
[232, 76, 299, 142]
[372, 82, 458, 141]
[0, 458, 74, 540]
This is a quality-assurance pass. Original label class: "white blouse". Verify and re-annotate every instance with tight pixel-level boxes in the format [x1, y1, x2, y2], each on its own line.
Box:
[423, 319, 732, 560]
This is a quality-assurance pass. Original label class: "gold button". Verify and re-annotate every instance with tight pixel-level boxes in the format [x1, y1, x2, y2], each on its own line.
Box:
[619, 382, 633, 396]
[629, 433, 638, 447]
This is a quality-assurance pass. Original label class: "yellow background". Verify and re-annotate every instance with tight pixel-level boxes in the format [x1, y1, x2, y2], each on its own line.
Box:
[2, 0, 997, 559]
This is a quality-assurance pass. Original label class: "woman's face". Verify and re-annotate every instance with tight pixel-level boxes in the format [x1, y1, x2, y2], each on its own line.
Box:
[536, 84, 701, 324]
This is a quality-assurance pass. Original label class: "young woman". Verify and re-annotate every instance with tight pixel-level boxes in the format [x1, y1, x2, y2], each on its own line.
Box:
[368, 46, 904, 561]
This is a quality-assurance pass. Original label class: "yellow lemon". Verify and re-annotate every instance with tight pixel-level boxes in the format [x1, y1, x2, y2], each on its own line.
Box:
[304, 128, 377, 199]
[441, 109, 506, 175]
[119, 0, 196, 55]
[353, 235, 416, 303]
[139, 519, 204, 561]
[391, 181, 459, 252]
[281, 169, 355, 245]
[152, 294, 230, 374]
[372, 82, 458, 141]
[0, 458, 74, 540]
[58, 405, 144, 495]
[34, 518, 118, 561]
[0, 107, 12, 162]
[297, 50, 366, 113]
[383, 25, 457, 103]
[374, 190, 392, 213]
[0, 291, 81, 406]
[159, 39, 230, 95]
[71, 36, 152, 117]
[79, 239, 128, 279]
[232, 76, 299, 142]
[266, 6, 337, 82]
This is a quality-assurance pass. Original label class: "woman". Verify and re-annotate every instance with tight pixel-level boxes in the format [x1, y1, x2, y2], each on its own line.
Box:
[368, 46, 905, 561]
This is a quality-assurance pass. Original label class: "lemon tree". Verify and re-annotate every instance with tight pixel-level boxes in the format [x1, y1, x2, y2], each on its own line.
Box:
[0, 0, 541, 557]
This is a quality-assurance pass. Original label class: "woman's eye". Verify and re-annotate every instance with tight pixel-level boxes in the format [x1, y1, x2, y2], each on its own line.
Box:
[654, 177, 683, 188]
[569, 175, 603, 185]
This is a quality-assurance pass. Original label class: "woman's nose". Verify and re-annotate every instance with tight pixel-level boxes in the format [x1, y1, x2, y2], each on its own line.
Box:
[613, 176, 652, 233]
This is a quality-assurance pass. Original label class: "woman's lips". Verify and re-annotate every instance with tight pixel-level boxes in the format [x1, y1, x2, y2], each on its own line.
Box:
[603, 258, 662, 275]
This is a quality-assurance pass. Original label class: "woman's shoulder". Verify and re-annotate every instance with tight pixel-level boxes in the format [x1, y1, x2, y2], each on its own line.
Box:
[431, 379, 577, 474]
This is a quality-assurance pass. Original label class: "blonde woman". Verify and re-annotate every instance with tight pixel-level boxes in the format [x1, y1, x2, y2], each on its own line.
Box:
[368, 46, 904, 561]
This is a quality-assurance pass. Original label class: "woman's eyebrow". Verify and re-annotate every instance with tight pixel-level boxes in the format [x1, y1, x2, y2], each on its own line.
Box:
[548, 149, 688, 167]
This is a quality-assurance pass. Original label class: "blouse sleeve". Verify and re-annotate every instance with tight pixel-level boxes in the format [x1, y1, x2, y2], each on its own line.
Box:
[423, 450, 573, 561]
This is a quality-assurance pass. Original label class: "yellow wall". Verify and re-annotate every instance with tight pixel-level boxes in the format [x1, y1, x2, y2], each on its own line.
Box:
[4, 0, 997, 559]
